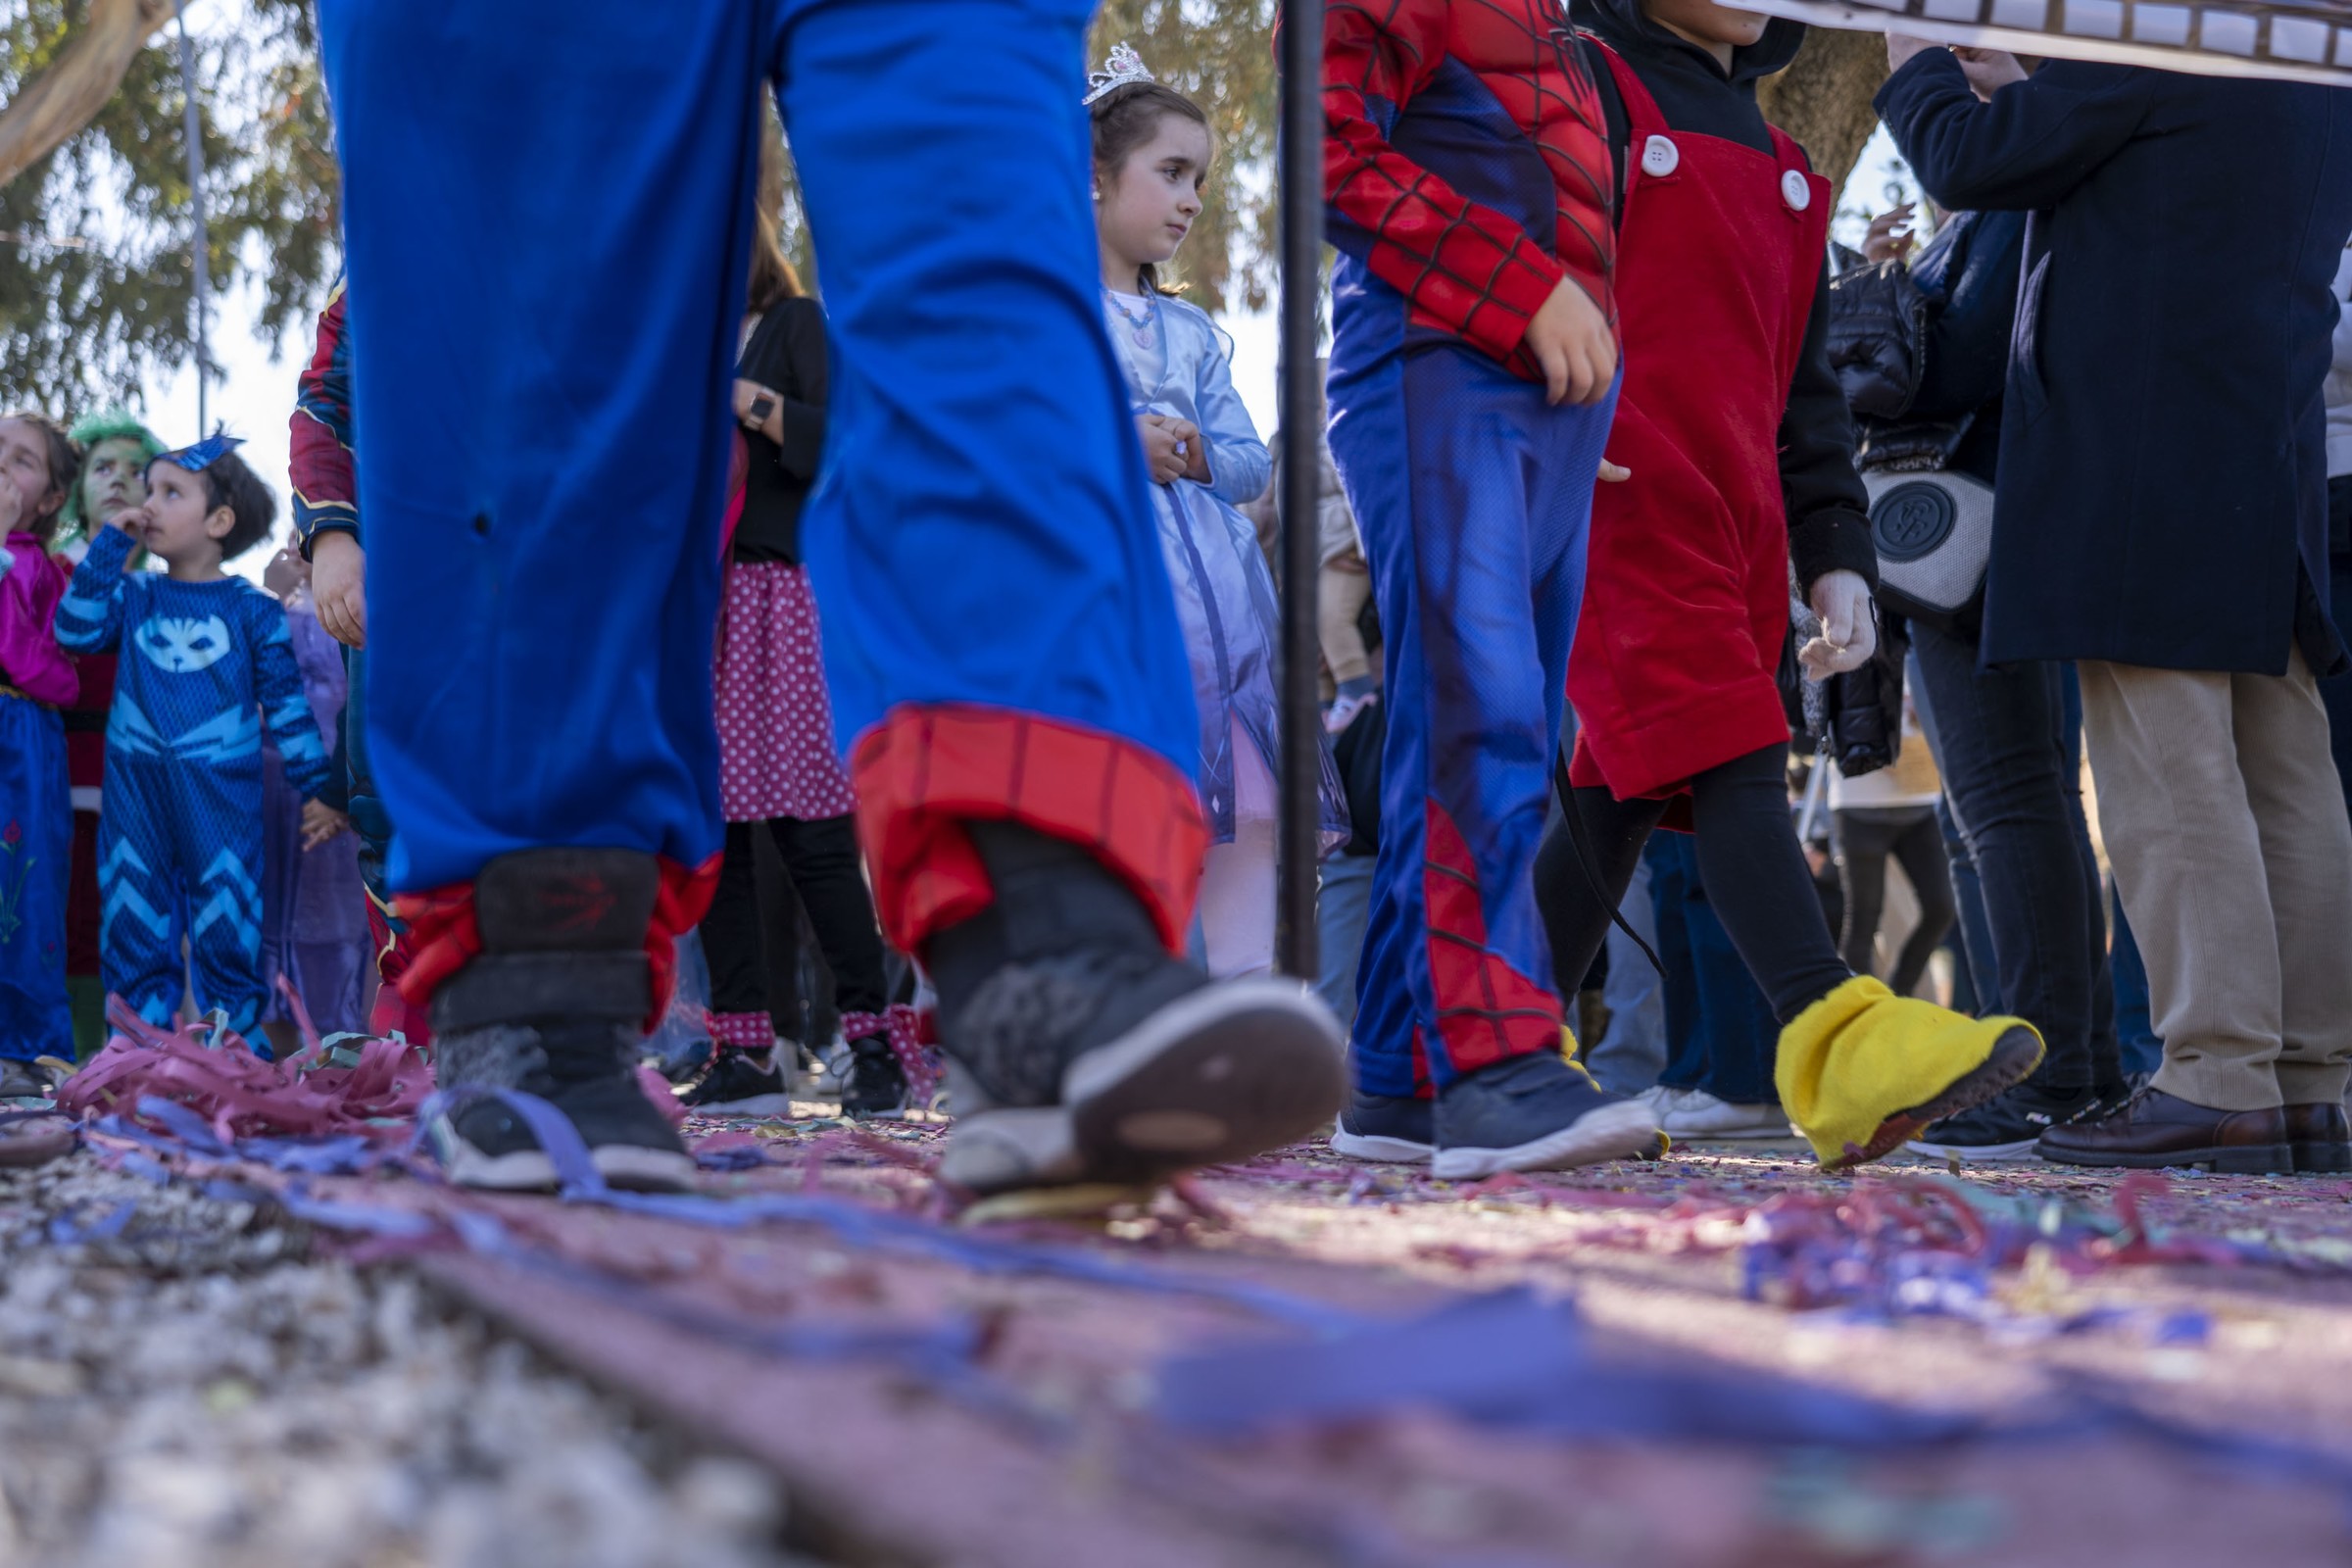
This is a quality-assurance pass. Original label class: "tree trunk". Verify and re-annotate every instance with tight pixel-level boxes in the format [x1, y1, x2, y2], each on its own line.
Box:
[0, 0, 176, 191]
[1756, 26, 1889, 205]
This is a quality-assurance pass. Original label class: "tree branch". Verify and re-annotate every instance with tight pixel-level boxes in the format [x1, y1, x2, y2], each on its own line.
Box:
[0, 0, 178, 191]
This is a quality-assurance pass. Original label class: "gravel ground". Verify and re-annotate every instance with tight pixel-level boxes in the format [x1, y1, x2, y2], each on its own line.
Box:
[0, 1152, 822, 1568]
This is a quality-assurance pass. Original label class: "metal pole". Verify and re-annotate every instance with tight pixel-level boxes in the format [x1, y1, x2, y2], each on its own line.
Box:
[1275, 1, 1324, 980]
[176, 4, 211, 433]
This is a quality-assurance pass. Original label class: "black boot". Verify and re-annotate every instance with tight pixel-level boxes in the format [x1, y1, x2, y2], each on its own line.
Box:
[923, 823, 1345, 1194]
[427, 849, 694, 1192]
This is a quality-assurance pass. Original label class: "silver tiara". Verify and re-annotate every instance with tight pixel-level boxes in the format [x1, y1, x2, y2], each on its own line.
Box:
[1083, 42, 1155, 105]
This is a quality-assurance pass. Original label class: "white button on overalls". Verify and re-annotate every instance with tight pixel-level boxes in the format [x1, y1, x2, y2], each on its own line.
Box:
[1641, 134, 1679, 177]
[1781, 169, 1812, 212]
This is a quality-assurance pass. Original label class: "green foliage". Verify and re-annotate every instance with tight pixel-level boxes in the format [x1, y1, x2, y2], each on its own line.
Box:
[0, 0, 338, 416]
[766, 1, 1278, 316]
[1089, 0, 1277, 315]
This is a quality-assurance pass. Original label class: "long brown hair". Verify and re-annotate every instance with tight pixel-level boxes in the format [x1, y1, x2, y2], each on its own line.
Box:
[747, 206, 803, 316]
[1089, 80, 1213, 298]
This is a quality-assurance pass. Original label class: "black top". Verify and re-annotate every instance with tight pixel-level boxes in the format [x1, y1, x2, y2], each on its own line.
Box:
[733, 296, 828, 564]
[1573, 0, 1876, 591]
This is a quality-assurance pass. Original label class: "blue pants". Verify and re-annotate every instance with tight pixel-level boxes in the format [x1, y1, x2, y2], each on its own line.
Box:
[97, 756, 267, 1038]
[1327, 336, 1615, 1096]
[319, 0, 1192, 903]
[1648, 833, 1779, 1106]
[0, 694, 71, 1060]
[1315, 853, 1377, 1033]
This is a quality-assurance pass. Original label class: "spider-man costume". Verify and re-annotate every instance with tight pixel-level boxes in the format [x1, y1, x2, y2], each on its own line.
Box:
[1316, 0, 1622, 1098]
[288, 280, 427, 1044]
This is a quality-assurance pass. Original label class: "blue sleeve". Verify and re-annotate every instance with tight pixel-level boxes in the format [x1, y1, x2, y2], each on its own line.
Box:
[1187, 312, 1271, 508]
[1875, 53, 2153, 214]
[252, 595, 332, 800]
[53, 526, 138, 654]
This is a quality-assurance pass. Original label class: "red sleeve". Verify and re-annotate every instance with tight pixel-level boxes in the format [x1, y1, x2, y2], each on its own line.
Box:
[1319, 0, 1567, 365]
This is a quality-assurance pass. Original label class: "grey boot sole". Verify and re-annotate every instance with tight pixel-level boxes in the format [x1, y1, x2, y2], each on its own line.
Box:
[941, 979, 1345, 1196]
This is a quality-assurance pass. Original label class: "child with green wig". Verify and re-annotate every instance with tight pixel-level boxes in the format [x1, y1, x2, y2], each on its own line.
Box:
[51, 410, 162, 1058]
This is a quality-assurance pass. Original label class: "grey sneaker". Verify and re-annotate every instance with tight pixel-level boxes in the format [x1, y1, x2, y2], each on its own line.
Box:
[427, 850, 696, 1193]
[926, 824, 1345, 1196]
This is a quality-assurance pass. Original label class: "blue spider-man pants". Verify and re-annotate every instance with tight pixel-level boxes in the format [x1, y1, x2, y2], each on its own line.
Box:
[1327, 333, 1617, 1096]
[318, 0, 1204, 970]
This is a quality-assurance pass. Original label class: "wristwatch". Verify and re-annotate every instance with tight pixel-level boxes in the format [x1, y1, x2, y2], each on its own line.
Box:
[745, 392, 776, 430]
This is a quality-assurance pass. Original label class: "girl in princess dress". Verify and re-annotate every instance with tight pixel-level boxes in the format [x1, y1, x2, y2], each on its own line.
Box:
[1087, 48, 1347, 978]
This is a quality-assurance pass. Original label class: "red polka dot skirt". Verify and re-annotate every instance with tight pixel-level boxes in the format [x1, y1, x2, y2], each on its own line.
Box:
[713, 561, 858, 825]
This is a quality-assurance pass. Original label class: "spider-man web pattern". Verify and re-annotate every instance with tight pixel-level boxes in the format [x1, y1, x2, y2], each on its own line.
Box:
[1320, 0, 1617, 371]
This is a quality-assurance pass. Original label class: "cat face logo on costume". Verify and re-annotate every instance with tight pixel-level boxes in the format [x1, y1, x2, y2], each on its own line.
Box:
[135, 613, 233, 673]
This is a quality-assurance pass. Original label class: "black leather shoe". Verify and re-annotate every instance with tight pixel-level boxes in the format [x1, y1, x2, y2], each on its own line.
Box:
[2035, 1087, 2290, 1174]
[2283, 1102, 2352, 1174]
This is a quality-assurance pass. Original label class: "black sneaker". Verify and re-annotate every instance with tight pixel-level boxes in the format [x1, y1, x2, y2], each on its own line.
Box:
[840, 1036, 908, 1120]
[428, 849, 696, 1194]
[1431, 1053, 1659, 1179]
[926, 823, 1345, 1195]
[680, 1047, 792, 1117]
[1906, 1080, 2101, 1160]
[1329, 1090, 1434, 1163]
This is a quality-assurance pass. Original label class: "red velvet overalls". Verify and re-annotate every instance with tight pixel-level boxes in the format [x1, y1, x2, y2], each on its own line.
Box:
[1567, 44, 1832, 804]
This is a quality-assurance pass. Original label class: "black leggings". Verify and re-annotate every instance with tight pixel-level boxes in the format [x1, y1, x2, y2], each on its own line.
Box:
[700, 815, 889, 1030]
[1535, 742, 1851, 1026]
[1832, 807, 1957, 998]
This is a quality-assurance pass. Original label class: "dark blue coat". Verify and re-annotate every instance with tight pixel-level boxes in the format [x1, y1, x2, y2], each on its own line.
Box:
[1877, 54, 2352, 674]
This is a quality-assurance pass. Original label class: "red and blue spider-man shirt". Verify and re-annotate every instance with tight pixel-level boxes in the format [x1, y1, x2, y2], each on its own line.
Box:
[1315, 0, 1617, 374]
[290, 277, 357, 559]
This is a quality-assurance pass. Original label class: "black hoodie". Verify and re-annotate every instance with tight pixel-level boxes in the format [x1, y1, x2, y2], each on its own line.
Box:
[1572, 0, 1876, 591]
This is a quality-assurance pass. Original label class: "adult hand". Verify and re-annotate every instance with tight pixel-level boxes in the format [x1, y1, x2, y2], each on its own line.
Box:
[1951, 45, 2028, 99]
[1886, 33, 1939, 72]
[1862, 203, 1917, 265]
[1521, 278, 1617, 407]
[1136, 415, 1189, 485]
[312, 529, 368, 649]
[299, 799, 350, 852]
[1800, 569, 1878, 679]
[1598, 460, 1633, 483]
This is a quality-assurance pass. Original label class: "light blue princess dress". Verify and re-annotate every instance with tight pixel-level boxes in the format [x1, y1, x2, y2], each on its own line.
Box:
[1102, 285, 1348, 852]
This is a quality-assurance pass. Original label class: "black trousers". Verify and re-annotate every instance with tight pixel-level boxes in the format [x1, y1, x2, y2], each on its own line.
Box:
[700, 814, 888, 1036]
[1831, 806, 1957, 999]
[1537, 741, 1852, 1029]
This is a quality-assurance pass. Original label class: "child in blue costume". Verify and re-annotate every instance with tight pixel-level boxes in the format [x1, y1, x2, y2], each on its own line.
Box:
[0, 412, 81, 1091]
[1088, 52, 1349, 980]
[316, 0, 1344, 1194]
[55, 437, 335, 1045]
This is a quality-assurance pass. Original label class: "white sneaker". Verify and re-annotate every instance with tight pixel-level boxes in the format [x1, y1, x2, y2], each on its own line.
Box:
[1634, 1084, 1692, 1117]
[1658, 1090, 1790, 1141]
